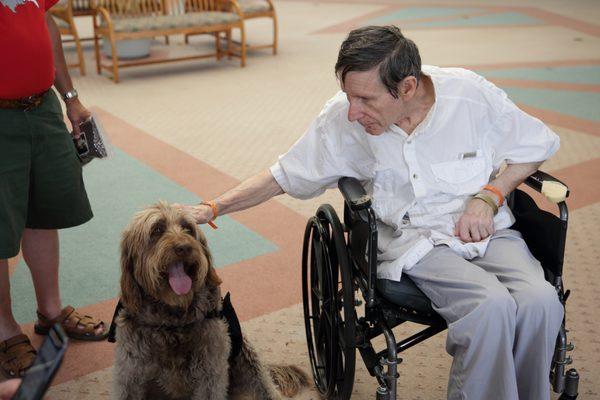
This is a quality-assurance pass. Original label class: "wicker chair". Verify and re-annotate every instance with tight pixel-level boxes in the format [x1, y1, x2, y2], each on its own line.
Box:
[51, 0, 86, 75]
[185, 0, 277, 55]
[236, 0, 277, 54]
[93, 0, 247, 82]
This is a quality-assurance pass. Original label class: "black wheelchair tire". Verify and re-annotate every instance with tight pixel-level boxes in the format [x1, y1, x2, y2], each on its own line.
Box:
[302, 204, 357, 400]
[303, 215, 339, 397]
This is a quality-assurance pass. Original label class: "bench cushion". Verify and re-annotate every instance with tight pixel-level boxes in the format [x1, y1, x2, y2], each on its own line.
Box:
[109, 11, 240, 33]
[238, 0, 270, 14]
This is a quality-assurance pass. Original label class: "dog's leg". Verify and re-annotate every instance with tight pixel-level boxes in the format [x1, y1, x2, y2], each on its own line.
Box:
[229, 339, 289, 400]
[189, 361, 230, 400]
[112, 362, 149, 400]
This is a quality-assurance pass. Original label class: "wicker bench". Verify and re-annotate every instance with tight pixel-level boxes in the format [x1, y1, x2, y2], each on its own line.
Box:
[93, 0, 247, 82]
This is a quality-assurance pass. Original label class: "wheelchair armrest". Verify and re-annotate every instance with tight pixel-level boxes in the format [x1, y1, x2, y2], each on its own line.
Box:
[524, 170, 570, 204]
[338, 177, 372, 211]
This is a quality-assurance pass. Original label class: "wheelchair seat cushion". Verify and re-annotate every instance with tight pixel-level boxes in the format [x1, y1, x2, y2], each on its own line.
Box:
[377, 277, 438, 317]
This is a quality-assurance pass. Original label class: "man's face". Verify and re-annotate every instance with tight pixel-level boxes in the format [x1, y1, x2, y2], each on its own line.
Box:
[342, 68, 404, 136]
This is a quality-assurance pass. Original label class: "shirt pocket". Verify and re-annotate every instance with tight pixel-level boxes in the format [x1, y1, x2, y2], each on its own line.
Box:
[430, 155, 490, 196]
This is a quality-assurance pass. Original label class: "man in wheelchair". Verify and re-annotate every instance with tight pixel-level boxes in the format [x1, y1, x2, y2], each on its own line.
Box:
[178, 25, 578, 399]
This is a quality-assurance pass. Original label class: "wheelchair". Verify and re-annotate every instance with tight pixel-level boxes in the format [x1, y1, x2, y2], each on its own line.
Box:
[301, 171, 580, 399]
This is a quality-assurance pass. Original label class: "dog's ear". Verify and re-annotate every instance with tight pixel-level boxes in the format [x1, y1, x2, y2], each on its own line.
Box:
[196, 230, 221, 287]
[120, 233, 144, 314]
[206, 266, 222, 287]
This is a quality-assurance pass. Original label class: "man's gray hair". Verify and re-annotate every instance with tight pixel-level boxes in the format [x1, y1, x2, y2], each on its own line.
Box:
[335, 25, 422, 98]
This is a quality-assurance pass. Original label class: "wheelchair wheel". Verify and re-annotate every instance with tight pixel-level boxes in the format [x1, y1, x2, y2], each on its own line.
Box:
[302, 204, 356, 400]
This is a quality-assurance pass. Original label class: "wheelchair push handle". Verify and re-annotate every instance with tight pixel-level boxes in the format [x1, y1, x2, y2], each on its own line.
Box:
[339, 177, 372, 210]
[525, 171, 570, 204]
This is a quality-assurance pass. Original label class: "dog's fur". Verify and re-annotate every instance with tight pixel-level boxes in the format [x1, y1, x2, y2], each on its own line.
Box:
[113, 202, 309, 400]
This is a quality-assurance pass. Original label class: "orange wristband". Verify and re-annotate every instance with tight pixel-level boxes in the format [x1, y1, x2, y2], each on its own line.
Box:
[483, 184, 504, 207]
[201, 201, 218, 230]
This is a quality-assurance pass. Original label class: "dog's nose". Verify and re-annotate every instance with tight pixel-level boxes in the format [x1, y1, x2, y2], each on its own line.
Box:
[174, 244, 192, 257]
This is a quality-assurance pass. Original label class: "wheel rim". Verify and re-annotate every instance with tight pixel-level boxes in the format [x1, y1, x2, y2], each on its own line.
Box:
[303, 217, 338, 396]
[318, 205, 357, 400]
[302, 206, 357, 400]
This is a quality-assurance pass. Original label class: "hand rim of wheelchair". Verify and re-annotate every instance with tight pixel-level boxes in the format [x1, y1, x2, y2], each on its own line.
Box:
[302, 204, 357, 399]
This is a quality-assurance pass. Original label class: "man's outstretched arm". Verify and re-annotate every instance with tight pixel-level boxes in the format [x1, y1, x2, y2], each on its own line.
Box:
[177, 170, 285, 224]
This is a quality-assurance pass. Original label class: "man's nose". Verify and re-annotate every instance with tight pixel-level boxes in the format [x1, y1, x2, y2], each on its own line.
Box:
[347, 102, 362, 122]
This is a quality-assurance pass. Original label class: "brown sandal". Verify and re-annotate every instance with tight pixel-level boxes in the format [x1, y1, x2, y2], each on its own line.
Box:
[0, 334, 37, 378]
[34, 305, 109, 341]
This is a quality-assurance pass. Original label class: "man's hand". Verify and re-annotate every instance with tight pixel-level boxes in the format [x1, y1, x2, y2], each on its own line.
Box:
[173, 203, 214, 225]
[0, 378, 21, 400]
[65, 99, 91, 139]
[454, 197, 495, 243]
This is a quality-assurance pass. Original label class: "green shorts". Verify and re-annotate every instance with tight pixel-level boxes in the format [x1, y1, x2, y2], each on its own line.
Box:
[0, 90, 93, 259]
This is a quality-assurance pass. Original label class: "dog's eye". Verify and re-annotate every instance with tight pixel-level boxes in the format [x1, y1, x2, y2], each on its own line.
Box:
[180, 223, 195, 236]
[151, 222, 166, 238]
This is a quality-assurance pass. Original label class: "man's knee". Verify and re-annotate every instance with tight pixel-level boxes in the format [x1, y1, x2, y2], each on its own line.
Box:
[458, 286, 516, 327]
[516, 282, 563, 318]
[480, 288, 517, 320]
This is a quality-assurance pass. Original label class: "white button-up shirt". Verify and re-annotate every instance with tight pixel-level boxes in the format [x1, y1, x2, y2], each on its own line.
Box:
[270, 65, 560, 281]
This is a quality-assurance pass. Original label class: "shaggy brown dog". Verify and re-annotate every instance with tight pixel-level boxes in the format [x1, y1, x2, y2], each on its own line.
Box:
[113, 202, 308, 400]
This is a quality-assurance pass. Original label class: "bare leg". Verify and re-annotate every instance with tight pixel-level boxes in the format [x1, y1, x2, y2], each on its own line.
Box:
[0, 259, 21, 342]
[21, 229, 62, 319]
[21, 229, 102, 335]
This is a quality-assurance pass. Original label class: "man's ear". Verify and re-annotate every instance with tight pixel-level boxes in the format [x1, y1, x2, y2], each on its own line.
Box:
[399, 76, 418, 98]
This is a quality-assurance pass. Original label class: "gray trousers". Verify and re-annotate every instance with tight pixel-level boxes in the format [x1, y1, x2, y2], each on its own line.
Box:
[403, 229, 563, 400]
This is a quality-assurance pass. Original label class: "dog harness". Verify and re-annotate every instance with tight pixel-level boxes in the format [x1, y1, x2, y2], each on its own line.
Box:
[107, 292, 243, 363]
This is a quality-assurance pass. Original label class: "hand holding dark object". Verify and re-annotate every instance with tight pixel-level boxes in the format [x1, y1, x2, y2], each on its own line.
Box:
[0, 379, 20, 400]
[72, 115, 110, 165]
[65, 99, 91, 139]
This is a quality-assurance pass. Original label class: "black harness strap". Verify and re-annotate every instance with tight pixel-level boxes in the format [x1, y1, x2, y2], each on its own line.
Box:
[221, 292, 243, 362]
[107, 292, 243, 362]
[107, 300, 123, 343]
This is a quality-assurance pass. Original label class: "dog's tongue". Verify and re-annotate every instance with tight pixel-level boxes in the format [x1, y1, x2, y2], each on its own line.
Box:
[168, 261, 192, 295]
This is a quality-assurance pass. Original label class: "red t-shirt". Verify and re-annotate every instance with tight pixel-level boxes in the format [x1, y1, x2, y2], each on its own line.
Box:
[0, 0, 59, 99]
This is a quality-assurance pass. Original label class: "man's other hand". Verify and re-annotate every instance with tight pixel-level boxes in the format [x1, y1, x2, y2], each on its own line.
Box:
[0, 378, 21, 400]
[173, 203, 214, 225]
[454, 197, 495, 243]
[65, 99, 91, 139]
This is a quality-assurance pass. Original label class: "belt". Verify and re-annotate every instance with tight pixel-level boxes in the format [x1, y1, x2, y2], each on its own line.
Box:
[0, 90, 49, 110]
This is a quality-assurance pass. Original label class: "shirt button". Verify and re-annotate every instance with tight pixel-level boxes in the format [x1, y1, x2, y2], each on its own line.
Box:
[413, 173, 418, 179]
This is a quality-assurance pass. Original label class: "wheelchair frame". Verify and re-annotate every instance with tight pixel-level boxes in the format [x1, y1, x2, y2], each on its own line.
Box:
[302, 171, 579, 399]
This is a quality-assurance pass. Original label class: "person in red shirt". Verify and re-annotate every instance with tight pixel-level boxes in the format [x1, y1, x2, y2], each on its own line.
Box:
[0, 0, 108, 379]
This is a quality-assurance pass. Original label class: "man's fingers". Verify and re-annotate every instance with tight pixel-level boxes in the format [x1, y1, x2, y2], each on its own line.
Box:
[470, 225, 481, 242]
[479, 225, 490, 241]
[0, 379, 21, 399]
[459, 220, 472, 242]
[70, 118, 83, 138]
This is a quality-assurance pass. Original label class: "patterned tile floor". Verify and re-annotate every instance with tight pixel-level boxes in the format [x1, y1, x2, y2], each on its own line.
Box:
[5, 0, 599, 398]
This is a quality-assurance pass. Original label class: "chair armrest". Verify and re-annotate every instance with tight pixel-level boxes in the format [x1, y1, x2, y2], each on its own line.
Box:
[94, 6, 113, 31]
[217, 0, 242, 15]
[524, 170, 570, 204]
[338, 177, 371, 211]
